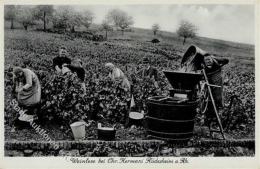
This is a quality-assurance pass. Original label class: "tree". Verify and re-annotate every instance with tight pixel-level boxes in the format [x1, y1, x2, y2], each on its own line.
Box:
[81, 10, 94, 30]
[33, 5, 54, 31]
[52, 7, 70, 31]
[52, 7, 94, 32]
[101, 19, 113, 39]
[176, 20, 197, 45]
[16, 6, 36, 31]
[4, 5, 17, 29]
[52, 6, 75, 32]
[106, 9, 134, 35]
[68, 10, 83, 33]
[152, 23, 160, 35]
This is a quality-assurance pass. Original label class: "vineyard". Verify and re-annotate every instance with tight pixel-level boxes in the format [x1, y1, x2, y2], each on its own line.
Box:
[4, 28, 255, 143]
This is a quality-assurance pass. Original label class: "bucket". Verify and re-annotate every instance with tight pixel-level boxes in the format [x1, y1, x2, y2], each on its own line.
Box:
[97, 123, 116, 141]
[70, 121, 86, 141]
[181, 45, 207, 71]
[97, 128, 116, 141]
[128, 111, 144, 126]
[145, 96, 199, 141]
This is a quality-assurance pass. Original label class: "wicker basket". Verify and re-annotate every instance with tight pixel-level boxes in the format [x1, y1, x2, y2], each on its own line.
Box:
[207, 68, 224, 107]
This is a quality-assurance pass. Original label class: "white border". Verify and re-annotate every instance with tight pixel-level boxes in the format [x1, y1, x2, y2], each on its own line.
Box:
[0, 0, 259, 169]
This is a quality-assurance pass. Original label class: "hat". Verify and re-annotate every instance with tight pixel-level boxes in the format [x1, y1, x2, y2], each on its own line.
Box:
[13, 67, 23, 75]
[142, 57, 149, 64]
[74, 59, 83, 66]
[105, 63, 115, 68]
[62, 66, 71, 75]
[13, 67, 24, 78]
[59, 46, 67, 50]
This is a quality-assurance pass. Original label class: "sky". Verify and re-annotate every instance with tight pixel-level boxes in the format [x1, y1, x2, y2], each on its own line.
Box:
[73, 5, 254, 44]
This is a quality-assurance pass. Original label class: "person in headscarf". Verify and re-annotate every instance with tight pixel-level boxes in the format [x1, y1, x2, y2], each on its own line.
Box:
[201, 54, 229, 131]
[12, 67, 41, 128]
[105, 63, 131, 91]
[180, 48, 229, 73]
[202, 54, 229, 73]
[63, 59, 86, 94]
[52, 46, 72, 73]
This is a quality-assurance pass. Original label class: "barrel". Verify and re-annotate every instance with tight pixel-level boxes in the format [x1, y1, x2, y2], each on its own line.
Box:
[145, 96, 199, 141]
[207, 68, 223, 107]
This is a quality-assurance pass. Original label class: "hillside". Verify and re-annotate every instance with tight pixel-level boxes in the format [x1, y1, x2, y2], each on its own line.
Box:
[4, 27, 255, 151]
[108, 27, 254, 60]
[5, 20, 254, 62]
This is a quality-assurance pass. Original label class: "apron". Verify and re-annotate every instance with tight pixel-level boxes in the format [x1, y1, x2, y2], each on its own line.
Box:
[18, 69, 41, 106]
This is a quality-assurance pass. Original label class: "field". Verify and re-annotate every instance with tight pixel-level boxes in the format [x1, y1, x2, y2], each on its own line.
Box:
[4, 27, 255, 151]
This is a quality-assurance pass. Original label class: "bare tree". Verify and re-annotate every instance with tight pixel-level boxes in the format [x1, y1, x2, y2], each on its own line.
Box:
[16, 6, 36, 31]
[152, 23, 160, 35]
[33, 5, 54, 31]
[106, 9, 134, 35]
[101, 19, 113, 39]
[4, 5, 17, 29]
[176, 20, 197, 45]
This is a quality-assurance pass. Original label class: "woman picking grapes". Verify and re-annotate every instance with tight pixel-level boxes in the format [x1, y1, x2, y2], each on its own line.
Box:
[105, 62, 131, 91]
[12, 67, 41, 129]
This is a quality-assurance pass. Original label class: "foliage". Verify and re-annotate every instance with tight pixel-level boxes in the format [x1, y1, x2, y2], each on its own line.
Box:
[4, 29, 255, 136]
[40, 73, 131, 128]
[52, 6, 94, 32]
[176, 20, 197, 45]
[52, 6, 73, 31]
[4, 5, 17, 29]
[106, 9, 134, 35]
[33, 5, 54, 31]
[152, 23, 160, 35]
[101, 19, 113, 39]
[81, 10, 94, 29]
[16, 6, 36, 30]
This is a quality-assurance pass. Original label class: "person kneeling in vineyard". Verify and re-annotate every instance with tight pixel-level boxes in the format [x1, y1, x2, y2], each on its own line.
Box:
[53, 46, 72, 74]
[105, 63, 131, 91]
[12, 67, 41, 129]
[63, 59, 86, 95]
[137, 57, 159, 89]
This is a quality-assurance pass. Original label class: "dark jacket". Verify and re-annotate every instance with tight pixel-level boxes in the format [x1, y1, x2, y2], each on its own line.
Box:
[53, 56, 71, 69]
[65, 64, 85, 81]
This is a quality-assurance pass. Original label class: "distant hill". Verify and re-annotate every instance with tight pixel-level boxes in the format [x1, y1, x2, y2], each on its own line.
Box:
[4, 20, 254, 60]
[105, 26, 254, 60]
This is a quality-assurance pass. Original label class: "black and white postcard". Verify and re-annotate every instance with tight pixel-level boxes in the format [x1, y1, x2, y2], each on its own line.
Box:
[1, 0, 258, 168]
